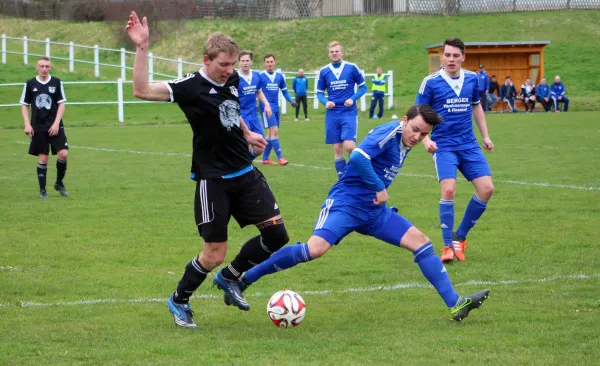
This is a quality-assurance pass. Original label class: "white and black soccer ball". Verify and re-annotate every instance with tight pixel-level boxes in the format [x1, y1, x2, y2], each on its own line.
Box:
[267, 290, 306, 328]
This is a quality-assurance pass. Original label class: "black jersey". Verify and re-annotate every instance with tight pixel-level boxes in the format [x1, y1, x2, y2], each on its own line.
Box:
[166, 69, 252, 179]
[20, 76, 66, 131]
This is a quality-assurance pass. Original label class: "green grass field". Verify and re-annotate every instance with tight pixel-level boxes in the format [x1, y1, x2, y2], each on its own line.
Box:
[1, 10, 600, 365]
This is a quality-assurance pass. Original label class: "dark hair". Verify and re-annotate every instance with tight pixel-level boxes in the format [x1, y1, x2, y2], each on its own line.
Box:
[505, 76, 511, 80]
[491, 74, 496, 78]
[264, 54, 275, 61]
[407, 104, 443, 126]
[442, 37, 465, 54]
[239, 50, 253, 61]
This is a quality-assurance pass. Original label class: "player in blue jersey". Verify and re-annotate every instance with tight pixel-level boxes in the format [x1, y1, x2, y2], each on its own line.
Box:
[216, 105, 490, 321]
[238, 50, 272, 156]
[259, 54, 297, 166]
[317, 41, 368, 179]
[415, 38, 495, 263]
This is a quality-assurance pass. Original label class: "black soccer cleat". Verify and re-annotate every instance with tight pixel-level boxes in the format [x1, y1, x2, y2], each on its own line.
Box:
[223, 276, 250, 306]
[54, 183, 69, 197]
[38, 189, 48, 199]
[450, 289, 490, 321]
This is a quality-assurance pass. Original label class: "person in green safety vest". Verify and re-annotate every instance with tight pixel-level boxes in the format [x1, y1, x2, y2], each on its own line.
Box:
[369, 67, 386, 119]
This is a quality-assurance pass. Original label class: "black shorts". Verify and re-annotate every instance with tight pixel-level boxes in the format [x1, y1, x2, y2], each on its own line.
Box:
[194, 168, 280, 242]
[28, 126, 68, 156]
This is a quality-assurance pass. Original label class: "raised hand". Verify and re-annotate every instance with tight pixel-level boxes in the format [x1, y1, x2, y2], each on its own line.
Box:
[125, 11, 149, 47]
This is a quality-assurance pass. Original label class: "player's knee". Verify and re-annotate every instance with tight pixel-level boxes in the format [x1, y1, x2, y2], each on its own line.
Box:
[479, 182, 494, 201]
[441, 186, 456, 200]
[259, 221, 289, 253]
[58, 150, 68, 160]
[343, 142, 355, 155]
[307, 237, 330, 258]
[198, 246, 227, 270]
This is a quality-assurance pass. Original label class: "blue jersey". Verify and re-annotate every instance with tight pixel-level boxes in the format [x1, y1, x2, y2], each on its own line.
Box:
[238, 70, 263, 120]
[416, 69, 480, 151]
[317, 61, 366, 112]
[259, 71, 288, 108]
[328, 121, 411, 206]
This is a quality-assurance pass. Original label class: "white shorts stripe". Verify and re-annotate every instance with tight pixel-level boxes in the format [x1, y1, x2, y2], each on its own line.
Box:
[432, 153, 440, 182]
[315, 199, 334, 230]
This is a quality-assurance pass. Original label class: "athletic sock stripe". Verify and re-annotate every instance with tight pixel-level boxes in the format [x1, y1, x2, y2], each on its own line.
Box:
[191, 259, 207, 274]
[260, 237, 273, 254]
[472, 195, 487, 206]
[227, 264, 240, 277]
[440, 199, 454, 205]
[413, 243, 433, 259]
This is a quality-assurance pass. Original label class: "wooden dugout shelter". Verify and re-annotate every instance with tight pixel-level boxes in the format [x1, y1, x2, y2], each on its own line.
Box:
[425, 41, 551, 110]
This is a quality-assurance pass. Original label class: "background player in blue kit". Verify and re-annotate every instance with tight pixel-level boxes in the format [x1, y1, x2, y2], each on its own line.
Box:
[217, 105, 490, 322]
[317, 41, 367, 179]
[416, 38, 495, 263]
[238, 50, 272, 152]
[259, 54, 297, 165]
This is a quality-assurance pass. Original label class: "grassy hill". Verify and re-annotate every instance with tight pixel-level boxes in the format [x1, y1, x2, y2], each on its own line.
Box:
[1, 10, 599, 116]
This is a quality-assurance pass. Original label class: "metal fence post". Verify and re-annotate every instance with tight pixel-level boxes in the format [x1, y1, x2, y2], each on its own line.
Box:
[69, 41, 74, 72]
[23, 36, 28, 65]
[45, 37, 50, 57]
[94, 45, 100, 77]
[1, 34, 6, 64]
[117, 78, 124, 123]
[387, 70, 394, 109]
[148, 52, 154, 83]
[177, 57, 183, 78]
[120, 48, 126, 81]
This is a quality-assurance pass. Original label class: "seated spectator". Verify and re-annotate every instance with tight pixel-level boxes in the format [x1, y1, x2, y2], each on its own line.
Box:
[487, 74, 499, 111]
[500, 76, 518, 113]
[521, 77, 536, 113]
[535, 77, 552, 112]
[551, 75, 569, 112]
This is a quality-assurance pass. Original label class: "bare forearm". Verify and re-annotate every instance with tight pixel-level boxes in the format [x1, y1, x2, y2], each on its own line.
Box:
[257, 90, 269, 107]
[21, 105, 31, 126]
[472, 104, 490, 139]
[53, 103, 65, 125]
[133, 43, 150, 98]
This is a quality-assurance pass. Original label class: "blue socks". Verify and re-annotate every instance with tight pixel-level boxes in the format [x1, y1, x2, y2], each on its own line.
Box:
[244, 242, 312, 285]
[413, 243, 459, 308]
[271, 138, 283, 159]
[457, 195, 488, 240]
[262, 139, 273, 161]
[334, 158, 346, 178]
[439, 199, 454, 247]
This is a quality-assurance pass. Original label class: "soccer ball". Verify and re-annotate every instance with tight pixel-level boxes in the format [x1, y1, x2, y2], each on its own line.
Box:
[267, 290, 306, 328]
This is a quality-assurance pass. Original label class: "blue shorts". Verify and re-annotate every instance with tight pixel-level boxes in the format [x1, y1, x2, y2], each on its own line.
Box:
[313, 199, 413, 246]
[261, 107, 280, 128]
[244, 116, 264, 136]
[433, 147, 492, 182]
[325, 110, 358, 144]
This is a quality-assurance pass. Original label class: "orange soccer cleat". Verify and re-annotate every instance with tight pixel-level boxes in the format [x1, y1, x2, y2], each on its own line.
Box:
[441, 246, 455, 263]
[278, 158, 289, 166]
[452, 238, 468, 262]
[261, 159, 278, 165]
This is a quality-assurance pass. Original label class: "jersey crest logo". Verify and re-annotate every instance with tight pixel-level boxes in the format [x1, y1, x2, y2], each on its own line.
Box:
[35, 94, 52, 110]
[219, 100, 240, 131]
[230, 86, 238, 97]
[49, 86, 56, 93]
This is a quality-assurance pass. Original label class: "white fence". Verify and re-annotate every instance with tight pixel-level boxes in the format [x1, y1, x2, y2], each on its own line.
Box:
[0, 35, 395, 122]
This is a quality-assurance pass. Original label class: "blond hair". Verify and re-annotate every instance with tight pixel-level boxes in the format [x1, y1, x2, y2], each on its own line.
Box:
[203, 32, 239, 60]
[38, 56, 51, 62]
[328, 41, 343, 51]
[239, 50, 253, 61]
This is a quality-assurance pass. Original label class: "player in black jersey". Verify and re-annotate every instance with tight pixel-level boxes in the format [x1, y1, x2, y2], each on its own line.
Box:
[20, 57, 69, 198]
[127, 11, 291, 328]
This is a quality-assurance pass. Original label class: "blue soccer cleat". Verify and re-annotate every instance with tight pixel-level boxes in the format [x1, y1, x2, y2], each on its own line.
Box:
[223, 276, 250, 307]
[167, 293, 198, 329]
[214, 270, 250, 311]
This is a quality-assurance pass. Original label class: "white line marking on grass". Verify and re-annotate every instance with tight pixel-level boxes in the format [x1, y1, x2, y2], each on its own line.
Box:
[5, 272, 599, 308]
[0, 176, 16, 179]
[14, 141, 600, 191]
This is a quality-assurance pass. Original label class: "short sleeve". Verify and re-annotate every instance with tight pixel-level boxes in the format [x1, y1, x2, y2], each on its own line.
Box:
[165, 74, 198, 104]
[20, 82, 31, 105]
[279, 74, 288, 91]
[353, 66, 366, 87]
[316, 69, 326, 92]
[56, 80, 66, 103]
[472, 77, 481, 105]
[416, 77, 432, 105]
